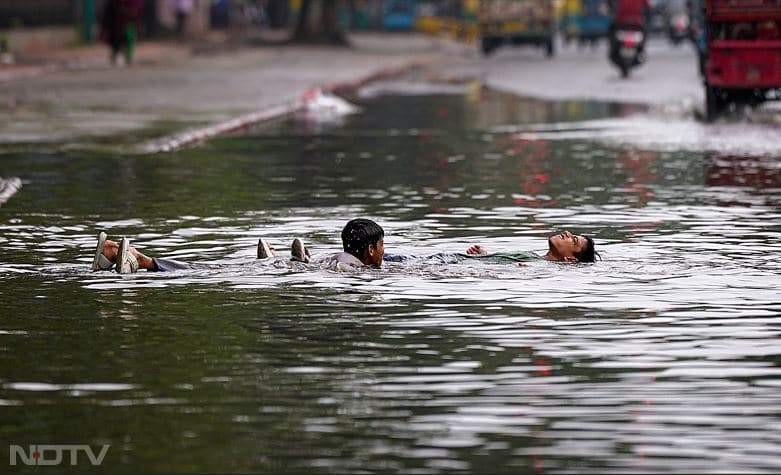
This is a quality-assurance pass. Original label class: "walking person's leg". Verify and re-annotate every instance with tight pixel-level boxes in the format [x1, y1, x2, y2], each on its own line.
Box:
[176, 12, 187, 38]
[124, 24, 137, 65]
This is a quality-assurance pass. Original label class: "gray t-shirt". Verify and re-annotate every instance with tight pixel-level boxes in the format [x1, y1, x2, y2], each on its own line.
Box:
[323, 251, 364, 271]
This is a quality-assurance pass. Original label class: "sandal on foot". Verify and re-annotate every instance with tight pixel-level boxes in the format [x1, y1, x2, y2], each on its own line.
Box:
[291, 238, 310, 263]
[116, 237, 139, 274]
[91, 231, 114, 271]
[257, 238, 275, 259]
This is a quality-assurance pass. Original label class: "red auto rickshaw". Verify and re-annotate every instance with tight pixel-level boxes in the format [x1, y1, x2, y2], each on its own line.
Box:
[702, 0, 781, 120]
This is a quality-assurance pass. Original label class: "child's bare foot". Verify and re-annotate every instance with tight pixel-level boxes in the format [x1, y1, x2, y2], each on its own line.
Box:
[105, 238, 155, 270]
[102, 239, 120, 262]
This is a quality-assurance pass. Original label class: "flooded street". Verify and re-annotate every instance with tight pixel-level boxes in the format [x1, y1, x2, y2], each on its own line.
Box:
[1, 82, 780, 473]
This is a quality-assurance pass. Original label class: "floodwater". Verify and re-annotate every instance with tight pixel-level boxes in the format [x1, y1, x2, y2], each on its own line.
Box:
[0, 84, 780, 474]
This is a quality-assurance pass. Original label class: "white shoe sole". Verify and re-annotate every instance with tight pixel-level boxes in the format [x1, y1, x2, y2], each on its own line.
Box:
[291, 238, 309, 263]
[116, 238, 139, 274]
[257, 238, 274, 259]
[91, 231, 114, 271]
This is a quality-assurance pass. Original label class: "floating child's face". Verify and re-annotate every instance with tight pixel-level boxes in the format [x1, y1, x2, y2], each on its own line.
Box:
[364, 239, 384, 267]
[547, 230, 589, 261]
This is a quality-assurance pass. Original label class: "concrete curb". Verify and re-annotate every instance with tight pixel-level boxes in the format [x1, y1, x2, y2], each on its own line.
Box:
[144, 59, 429, 154]
[143, 103, 300, 153]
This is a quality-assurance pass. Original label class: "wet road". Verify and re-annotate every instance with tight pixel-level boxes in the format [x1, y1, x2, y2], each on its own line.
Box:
[455, 37, 703, 105]
[440, 36, 781, 123]
[0, 33, 456, 148]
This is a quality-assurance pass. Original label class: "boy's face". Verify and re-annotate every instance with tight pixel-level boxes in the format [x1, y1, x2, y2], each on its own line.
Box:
[364, 239, 384, 267]
[548, 231, 588, 261]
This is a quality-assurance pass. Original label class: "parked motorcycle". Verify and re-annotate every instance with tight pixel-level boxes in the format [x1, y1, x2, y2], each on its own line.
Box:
[609, 27, 645, 78]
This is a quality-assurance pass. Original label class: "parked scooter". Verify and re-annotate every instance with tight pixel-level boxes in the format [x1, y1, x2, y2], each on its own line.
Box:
[609, 26, 645, 78]
[667, 11, 690, 45]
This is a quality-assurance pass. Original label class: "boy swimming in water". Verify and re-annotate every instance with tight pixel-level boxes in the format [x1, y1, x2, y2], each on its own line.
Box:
[261, 219, 599, 267]
[91, 219, 598, 273]
[91, 231, 312, 274]
[90, 219, 379, 274]
[258, 218, 385, 271]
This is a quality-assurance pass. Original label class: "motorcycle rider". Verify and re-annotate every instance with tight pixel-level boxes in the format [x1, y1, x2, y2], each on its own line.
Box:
[611, 0, 651, 29]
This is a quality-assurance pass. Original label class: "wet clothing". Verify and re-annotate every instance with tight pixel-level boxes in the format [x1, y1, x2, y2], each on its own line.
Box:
[333, 252, 363, 265]
[321, 251, 367, 271]
[148, 250, 542, 273]
[384, 252, 542, 264]
[151, 257, 189, 272]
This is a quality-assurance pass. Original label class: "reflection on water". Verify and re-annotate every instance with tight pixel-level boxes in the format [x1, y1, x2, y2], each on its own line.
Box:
[0, 86, 779, 474]
[707, 154, 781, 189]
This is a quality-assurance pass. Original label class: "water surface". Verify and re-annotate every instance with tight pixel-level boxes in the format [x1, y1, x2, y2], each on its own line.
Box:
[0, 85, 779, 473]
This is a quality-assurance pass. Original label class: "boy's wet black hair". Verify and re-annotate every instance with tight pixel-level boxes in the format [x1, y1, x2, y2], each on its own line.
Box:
[342, 218, 384, 260]
[573, 236, 600, 263]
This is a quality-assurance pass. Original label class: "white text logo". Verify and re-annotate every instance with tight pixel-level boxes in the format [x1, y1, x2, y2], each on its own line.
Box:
[9, 444, 110, 466]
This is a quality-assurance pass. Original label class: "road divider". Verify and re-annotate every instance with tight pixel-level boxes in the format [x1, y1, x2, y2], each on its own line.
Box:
[145, 60, 428, 153]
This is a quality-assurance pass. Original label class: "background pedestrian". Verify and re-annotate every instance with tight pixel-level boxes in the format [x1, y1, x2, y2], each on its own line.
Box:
[100, 0, 143, 65]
